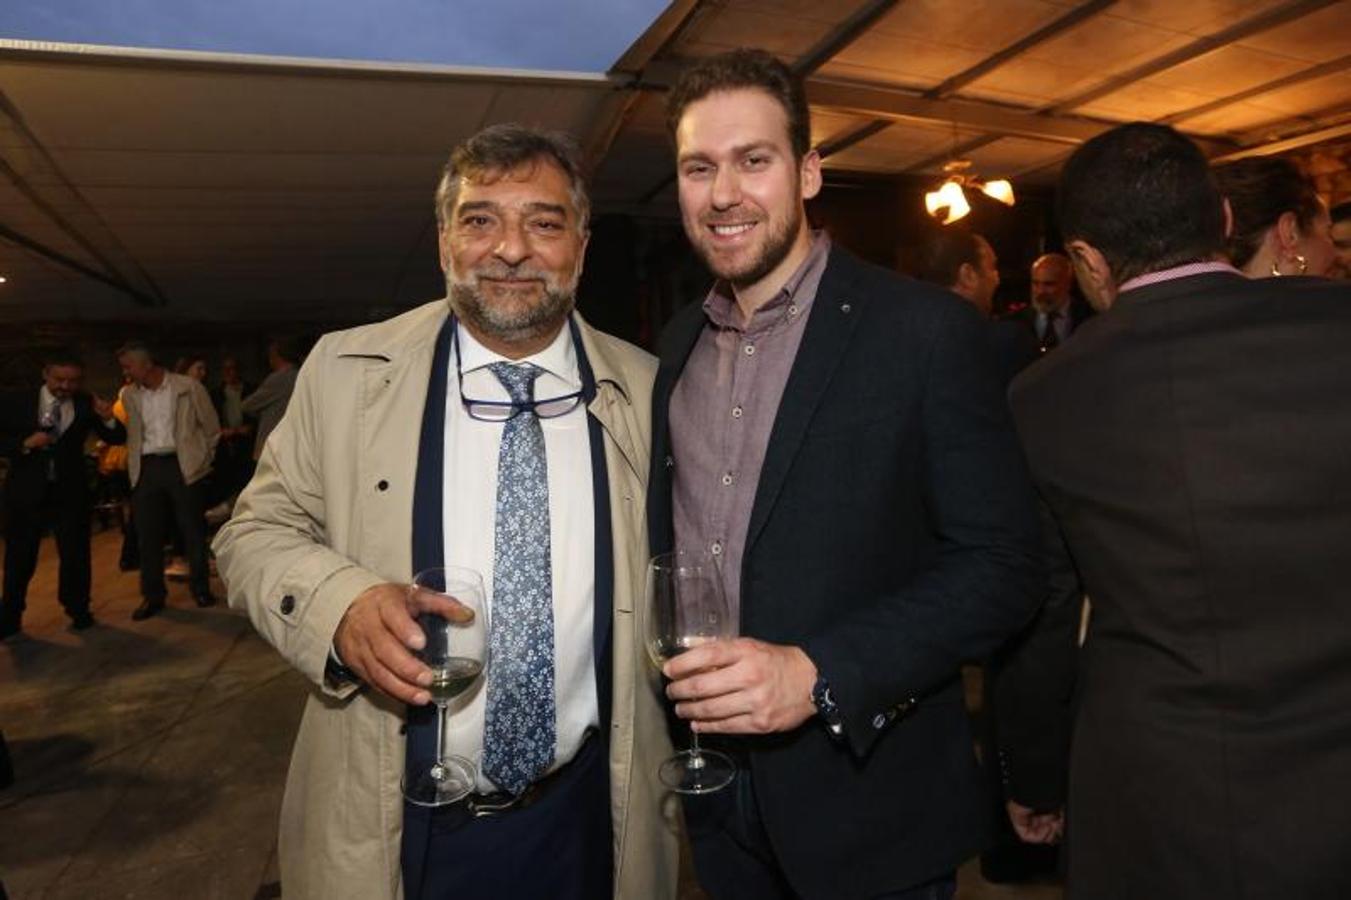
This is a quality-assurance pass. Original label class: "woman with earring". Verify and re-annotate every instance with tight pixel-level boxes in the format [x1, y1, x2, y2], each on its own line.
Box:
[1214, 156, 1337, 278]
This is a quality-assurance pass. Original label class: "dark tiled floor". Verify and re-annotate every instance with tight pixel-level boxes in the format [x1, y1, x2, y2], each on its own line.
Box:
[1, 529, 1060, 900]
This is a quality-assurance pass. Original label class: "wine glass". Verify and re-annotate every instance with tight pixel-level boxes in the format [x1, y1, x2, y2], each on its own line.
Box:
[645, 550, 737, 794]
[401, 566, 490, 807]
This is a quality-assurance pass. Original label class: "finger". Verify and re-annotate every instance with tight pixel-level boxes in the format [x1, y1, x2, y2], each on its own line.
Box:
[368, 629, 432, 687]
[666, 663, 748, 702]
[416, 588, 475, 625]
[378, 591, 425, 649]
[662, 638, 744, 679]
[362, 654, 431, 706]
[689, 713, 759, 735]
[674, 691, 754, 723]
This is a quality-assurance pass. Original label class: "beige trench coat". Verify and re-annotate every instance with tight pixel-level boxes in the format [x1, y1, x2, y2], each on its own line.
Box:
[124, 370, 220, 487]
[213, 301, 679, 899]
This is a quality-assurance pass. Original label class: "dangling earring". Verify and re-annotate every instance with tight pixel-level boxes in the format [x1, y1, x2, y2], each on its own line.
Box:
[1294, 254, 1308, 275]
[1270, 258, 1283, 276]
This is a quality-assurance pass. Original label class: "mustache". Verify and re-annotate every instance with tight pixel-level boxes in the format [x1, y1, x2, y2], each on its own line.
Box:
[457, 263, 552, 282]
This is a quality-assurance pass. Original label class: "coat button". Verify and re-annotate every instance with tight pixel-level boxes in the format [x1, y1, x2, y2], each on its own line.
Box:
[841, 302, 852, 314]
[280, 594, 296, 615]
[377, 479, 389, 491]
[872, 713, 886, 729]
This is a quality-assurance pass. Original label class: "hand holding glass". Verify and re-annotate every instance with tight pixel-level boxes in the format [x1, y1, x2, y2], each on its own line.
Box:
[401, 566, 490, 807]
[645, 550, 737, 794]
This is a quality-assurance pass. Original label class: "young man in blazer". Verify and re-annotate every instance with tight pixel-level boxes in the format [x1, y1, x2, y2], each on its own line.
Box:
[649, 49, 1045, 900]
[213, 124, 677, 900]
[0, 350, 124, 637]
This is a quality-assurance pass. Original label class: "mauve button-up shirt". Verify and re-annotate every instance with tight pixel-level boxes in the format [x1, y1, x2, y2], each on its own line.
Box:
[670, 233, 831, 623]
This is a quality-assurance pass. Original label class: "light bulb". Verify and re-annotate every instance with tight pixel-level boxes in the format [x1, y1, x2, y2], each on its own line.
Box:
[980, 179, 1015, 205]
[925, 180, 970, 225]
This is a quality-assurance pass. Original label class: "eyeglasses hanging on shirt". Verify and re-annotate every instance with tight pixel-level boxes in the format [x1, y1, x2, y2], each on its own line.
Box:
[453, 327, 583, 423]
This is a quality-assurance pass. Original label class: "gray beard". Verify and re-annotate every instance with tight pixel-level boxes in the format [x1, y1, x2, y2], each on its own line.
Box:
[446, 274, 577, 346]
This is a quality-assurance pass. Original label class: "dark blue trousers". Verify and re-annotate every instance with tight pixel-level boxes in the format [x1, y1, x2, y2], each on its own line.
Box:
[684, 768, 957, 900]
[411, 734, 612, 900]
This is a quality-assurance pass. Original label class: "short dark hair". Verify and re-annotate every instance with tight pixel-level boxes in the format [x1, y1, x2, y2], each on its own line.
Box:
[1213, 157, 1324, 269]
[434, 123, 589, 230]
[1057, 123, 1225, 284]
[666, 48, 811, 160]
[116, 340, 155, 364]
[913, 229, 985, 289]
[270, 334, 314, 366]
[42, 346, 84, 369]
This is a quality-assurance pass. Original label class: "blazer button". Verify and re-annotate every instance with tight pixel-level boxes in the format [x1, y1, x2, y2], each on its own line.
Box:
[376, 479, 389, 491]
[280, 594, 296, 615]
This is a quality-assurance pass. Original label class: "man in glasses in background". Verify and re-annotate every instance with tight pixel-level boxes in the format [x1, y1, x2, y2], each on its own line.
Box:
[214, 124, 677, 900]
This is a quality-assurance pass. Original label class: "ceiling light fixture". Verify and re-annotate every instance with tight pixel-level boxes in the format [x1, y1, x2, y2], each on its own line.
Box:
[923, 159, 1015, 225]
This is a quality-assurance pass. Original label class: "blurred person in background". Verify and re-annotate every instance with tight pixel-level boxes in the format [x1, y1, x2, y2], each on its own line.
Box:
[1213, 156, 1337, 279]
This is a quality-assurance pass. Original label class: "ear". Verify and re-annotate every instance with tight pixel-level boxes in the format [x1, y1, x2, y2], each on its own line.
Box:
[1066, 239, 1117, 312]
[955, 261, 978, 293]
[799, 149, 823, 201]
[1274, 210, 1301, 251]
[437, 227, 451, 274]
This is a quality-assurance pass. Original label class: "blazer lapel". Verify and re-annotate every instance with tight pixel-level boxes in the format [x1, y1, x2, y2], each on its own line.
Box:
[648, 304, 707, 555]
[744, 248, 866, 555]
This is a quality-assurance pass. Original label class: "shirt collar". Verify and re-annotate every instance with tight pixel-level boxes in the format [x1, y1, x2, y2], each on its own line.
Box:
[703, 231, 831, 333]
[38, 385, 68, 410]
[1118, 260, 1244, 295]
[455, 319, 579, 389]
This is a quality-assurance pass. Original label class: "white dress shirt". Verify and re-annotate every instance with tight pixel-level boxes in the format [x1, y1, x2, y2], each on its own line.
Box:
[442, 321, 597, 792]
[139, 377, 177, 454]
[37, 385, 74, 436]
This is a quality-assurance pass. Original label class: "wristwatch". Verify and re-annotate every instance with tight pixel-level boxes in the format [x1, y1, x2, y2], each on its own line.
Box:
[811, 674, 845, 736]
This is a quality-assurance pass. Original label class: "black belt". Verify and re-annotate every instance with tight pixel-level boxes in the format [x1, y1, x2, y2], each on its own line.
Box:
[431, 729, 598, 829]
[144, 451, 177, 458]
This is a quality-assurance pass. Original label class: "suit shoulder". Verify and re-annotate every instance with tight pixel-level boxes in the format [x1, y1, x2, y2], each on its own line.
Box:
[318, 300, 447, 359]
[828, 250, 971, 324]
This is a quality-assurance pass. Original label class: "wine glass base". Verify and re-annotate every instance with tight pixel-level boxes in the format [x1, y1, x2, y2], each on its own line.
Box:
[660, 748, 736, 795]
[402, 754, 477, 807]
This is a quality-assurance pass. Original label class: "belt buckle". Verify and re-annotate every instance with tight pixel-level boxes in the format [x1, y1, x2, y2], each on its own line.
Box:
[465, 791, 521, 818]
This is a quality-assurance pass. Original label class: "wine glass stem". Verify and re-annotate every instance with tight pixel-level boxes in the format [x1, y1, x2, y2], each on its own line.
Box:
[433, 703, 447, 772]
[688, 726, 706, 770]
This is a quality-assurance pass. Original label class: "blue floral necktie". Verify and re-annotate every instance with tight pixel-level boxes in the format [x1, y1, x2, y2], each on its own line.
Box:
[481, 362, 556, 795]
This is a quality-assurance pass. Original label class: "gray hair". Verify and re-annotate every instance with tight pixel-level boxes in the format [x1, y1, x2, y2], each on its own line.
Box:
[115, 339, 155, 364]
[434, 123, 590, 232]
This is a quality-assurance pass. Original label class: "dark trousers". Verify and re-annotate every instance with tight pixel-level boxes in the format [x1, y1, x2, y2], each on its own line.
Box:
[1, 486, 92, 624]
[684, 768, 957, 900]
[132, 455, 209, 601]
[410, 733, 612, 900]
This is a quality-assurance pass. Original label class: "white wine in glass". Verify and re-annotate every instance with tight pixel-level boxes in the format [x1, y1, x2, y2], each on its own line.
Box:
[645, 550, 737, 794]
[401, 566, 489, 808]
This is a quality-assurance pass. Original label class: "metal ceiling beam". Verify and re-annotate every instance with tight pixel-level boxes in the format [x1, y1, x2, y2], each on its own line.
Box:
[792, 0, 903, 77]
[926, 0, 1118, 99]
[1210, 121, 1351, 163]
[1159, 53, 1351, 126]
[0, 222, 165, 307]
[1041, 0, 1342, 115]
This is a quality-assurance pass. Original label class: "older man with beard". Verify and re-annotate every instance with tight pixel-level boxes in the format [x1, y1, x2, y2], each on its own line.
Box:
[213, 124, 677, 900]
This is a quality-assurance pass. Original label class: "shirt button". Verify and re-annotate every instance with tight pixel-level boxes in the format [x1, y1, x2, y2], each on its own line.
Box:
[710, 541, 723, 556]
[731, 406, 743, 419]
[788, 304, 799, 316]
[743, 344, 756, 356]
[721, 473, 734, 486]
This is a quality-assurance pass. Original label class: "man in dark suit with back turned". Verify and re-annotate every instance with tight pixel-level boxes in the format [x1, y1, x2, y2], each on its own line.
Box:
[0, 349, 124, 638]
[1006, 122, 1351, 899]
[649, 49, 1045, 900]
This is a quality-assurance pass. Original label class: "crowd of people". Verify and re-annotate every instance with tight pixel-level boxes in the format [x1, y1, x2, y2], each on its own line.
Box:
[3, 44, 1349, 900]
[0, 337, 309, 635]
